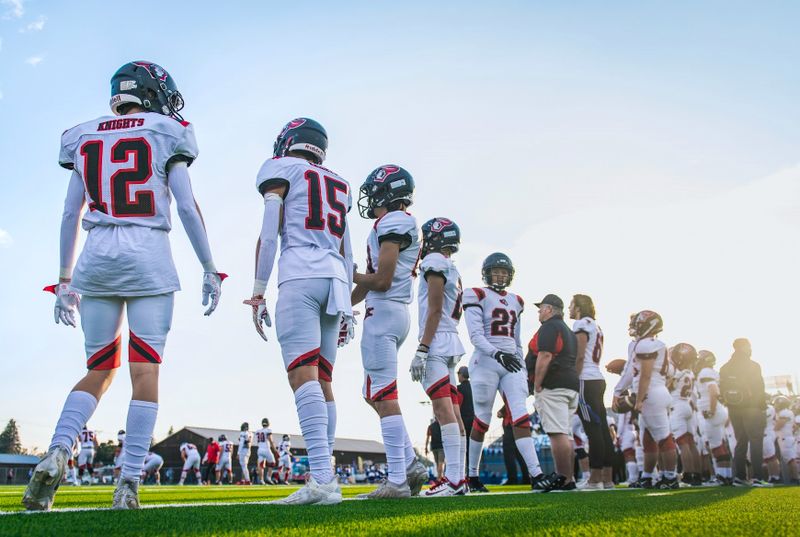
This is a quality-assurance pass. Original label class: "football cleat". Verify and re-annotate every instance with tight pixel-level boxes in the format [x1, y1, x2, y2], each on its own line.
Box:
[422, 478, 459, 497]
[655, 477, 679, 490]
[22, 447, 69, 511]
[112, 478, 140, 510]
[357, 479, 411, 499]
[531, 472, 554, 492]
[732, 477, 751, 487]
[603, 481, 616, 490]
[269, 476, 342, 505]
[750, 479, 772, 488]
[579, 481, 604, 491]
[455, 479, 468, 496]
[468, 476, 490, 493]
[406, 459, 428, 497]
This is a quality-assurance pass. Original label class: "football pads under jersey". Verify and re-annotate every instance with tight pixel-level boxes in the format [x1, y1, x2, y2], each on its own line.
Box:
[462, 287, 523, 355]
[417, 252, 465, 357]
[255, 156, 351, 286]
[365, 211, 420, 303]
[572, 317, 604, 381]
[628, 337, 669, 391]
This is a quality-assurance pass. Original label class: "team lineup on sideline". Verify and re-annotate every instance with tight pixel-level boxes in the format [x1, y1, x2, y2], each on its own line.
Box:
[8, 56, 799, 536]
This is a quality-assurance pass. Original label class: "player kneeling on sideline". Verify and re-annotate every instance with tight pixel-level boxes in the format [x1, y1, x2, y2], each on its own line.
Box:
[411, 218, 468, 497]
[246, 118, 354, 505]
[256, 418, 277, 484]
[463, 253, 551, 493]
[22, 61, 223, 512]
[351, 165, 428, 499]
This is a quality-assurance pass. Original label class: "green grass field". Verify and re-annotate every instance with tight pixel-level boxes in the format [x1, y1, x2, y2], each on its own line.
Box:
[1, 484, 798, 536]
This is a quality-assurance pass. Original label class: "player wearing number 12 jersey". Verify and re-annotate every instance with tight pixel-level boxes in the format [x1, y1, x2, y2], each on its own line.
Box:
[23, 61, 223, 512]
[247, 118, 353, 506]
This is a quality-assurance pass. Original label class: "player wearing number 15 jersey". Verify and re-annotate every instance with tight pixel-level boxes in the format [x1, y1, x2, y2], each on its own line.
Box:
[246, 118, 353, 506]
[23, 61, 223, 513]
[464, 253, 547, 493]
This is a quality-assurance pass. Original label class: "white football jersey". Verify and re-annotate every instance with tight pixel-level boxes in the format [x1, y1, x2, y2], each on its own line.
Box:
[365, 211, 420, 303]
[255, 156, 351, 286]
[278, 439, 292, 457]
[765, 405, 776, 438]
[417, 252, 465, 357]
[180, 443, 198, 456]
[695, 367, 720, 411]
[776, 409, 795, 437]
[670, 369, 695, 402]
[219, 440, 234, 455]
[255, 428, 272, 448]
[572, 317, 604, 381]
[80, 430, 95, 450]
[462, 287, 523, 356]
[238, 431, 253, 451]
[627, 337, 669, 392]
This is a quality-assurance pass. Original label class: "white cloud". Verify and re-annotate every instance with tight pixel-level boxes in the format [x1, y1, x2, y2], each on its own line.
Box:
[25, 55, 42, 66]
[1, 0, 24, 19]
[20, 14, 45, 32]
[0, 229, 12, 247]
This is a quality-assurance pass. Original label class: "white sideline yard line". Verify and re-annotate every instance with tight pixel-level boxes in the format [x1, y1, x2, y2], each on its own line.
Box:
[1, 488, 628, 516]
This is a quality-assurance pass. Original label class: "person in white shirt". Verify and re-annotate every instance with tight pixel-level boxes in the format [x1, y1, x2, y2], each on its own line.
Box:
[237, 423, 253, 485]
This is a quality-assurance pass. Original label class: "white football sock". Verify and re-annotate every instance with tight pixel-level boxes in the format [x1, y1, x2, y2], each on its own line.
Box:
[121, 400, 158, 481]
[459, 433, 467, 479]
[663, 470, 677, 479]
[515, 435, 543, 477]
[441, 422, 461, 484]
[468, 438, 483, 477]
[403, 427, 416, 467]
[295, 381, 332, 484]
[626, 461, 638, 482]
[380, 415, 407, 485]
[326, 401, 337, 456]
[49, 391, 98, 452]
[642, 471, 653, 479]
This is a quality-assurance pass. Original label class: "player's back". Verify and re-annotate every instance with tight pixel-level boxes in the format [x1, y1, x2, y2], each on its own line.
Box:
[365, 211, 420, 303]
[255, 156, 351, 285]
[462, 287, 522, 354]
[573, 317, 604, 379]
[255, 428, 271, 446]
[80, 430, 95, 448]
[418, 252, 465, 357]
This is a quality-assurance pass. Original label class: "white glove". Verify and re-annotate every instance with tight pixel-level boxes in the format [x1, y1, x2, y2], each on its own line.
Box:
[243, 295, 272, 341]
[337, 311, 361, 348]
[46, 282, 80, 327]
[202, 272, 227, 316]
[410, 345, 429, 382]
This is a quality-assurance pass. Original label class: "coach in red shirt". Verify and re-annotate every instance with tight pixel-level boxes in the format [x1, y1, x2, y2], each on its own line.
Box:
[202, 437, 220, 484]
[528, 294, 579, 492]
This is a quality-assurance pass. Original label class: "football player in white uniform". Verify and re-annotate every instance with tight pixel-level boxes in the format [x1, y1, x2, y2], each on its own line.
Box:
[463, 253, 548, 493]
[255, 418, 277, 485]
[668, 343, 703, 486]
[142, 451, 163, 485]
[694, 351, 733, 484]
[614, 311, 678, 489]
[773, 396, 798, 482]
[216, 434, 234, 484]
[23, 61, 224, 512]
[178, 442, 202, 485]
[113, 430, 126, 484]
[67, 442, 80, 486]
[411, 218, 467, 497]
[351, 165, 427, 499]
[763, 398, 781, 484]
[237, 422, 253, 485]
[246, 118, 352, 506]
[606, 359, 639, 485]
[76, 426, 97, 485]
[278, 435, 293, 484]
[570, 294, 615, 490]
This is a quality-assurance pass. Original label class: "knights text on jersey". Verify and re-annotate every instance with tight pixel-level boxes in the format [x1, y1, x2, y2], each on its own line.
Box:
[462, 287, 523, 355]
[59, 112, 197, 296]
[417, 252, 465, 357]
[572, 317, 604, 381]
[627, 337, 669, 391]
[365, 211, 420, 303]
[255, 156, 351, 286]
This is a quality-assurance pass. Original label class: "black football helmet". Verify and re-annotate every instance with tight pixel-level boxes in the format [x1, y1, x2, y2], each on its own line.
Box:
[670, 343, 697, 371]
[273, 118, 328, 164]
[421, 217, 460, 255]
[218, 434, 227, 442]
[358, 165, 415, 219]
[262, 418, 270, 427]
[110, 61, 185, 120]
[694, 350, 716, 373]
[482, 252, 514, 291]
[628, 310, 663, 339]
[241, 422, 249, 431]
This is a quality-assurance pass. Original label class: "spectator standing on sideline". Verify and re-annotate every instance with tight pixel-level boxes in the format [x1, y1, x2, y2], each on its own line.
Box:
[425, 419, 444, 479]
[528, 294, 580, 492]
[569, 294, 615, 490]
[499, 405, 530, 485]
[719, 338, 770, 486]
[457, 366, 474, 463]
[202, 437, 220, 485]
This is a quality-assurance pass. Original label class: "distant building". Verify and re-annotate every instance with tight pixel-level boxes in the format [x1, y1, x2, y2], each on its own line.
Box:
[151, 426, 385, 482]
[0, 454, 39, 484]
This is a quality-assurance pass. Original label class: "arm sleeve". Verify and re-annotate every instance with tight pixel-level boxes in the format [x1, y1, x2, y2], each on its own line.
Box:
[59, 171, 86, 279]
[515, 309, 524, 358]
[168, 163, 216, 271]
[253, 192, 282, 293]
[463, 296, 497, 356]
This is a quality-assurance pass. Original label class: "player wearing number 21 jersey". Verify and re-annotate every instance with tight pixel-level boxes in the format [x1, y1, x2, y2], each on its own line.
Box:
[247, 118, 353, 506]
[24, 61, 223, 513]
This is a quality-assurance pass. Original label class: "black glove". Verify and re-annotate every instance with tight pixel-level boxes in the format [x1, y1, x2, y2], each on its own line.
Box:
[493, 351, 522, 373]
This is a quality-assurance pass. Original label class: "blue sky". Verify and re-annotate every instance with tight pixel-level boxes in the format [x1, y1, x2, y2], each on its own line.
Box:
[1, 1, 798, 451]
